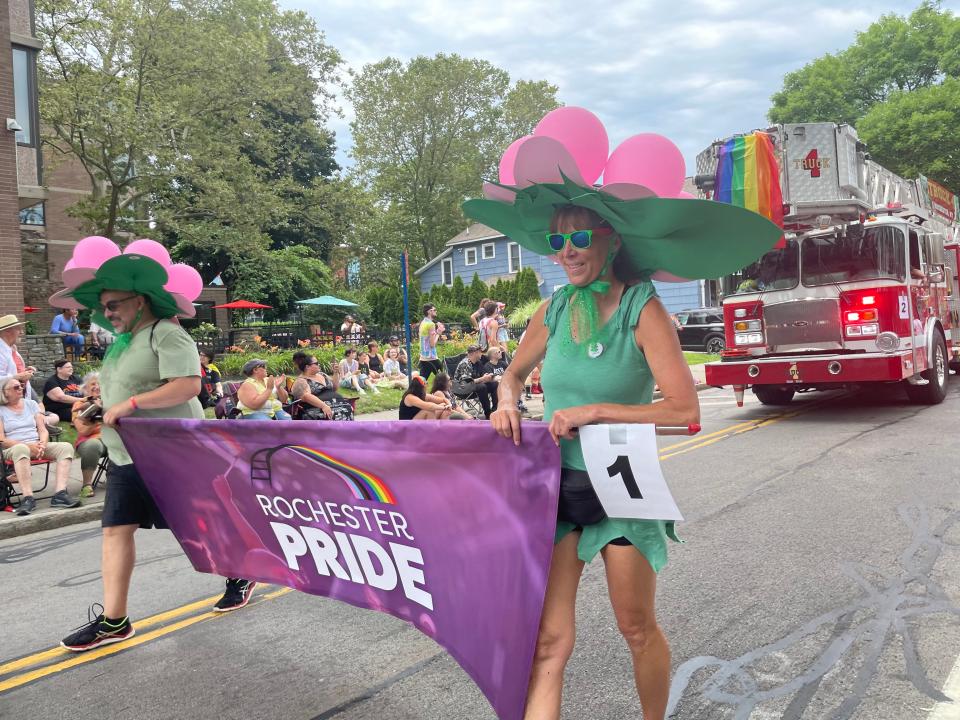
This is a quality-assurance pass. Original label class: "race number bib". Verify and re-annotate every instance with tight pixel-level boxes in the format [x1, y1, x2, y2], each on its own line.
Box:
[579, 424, 684, 521]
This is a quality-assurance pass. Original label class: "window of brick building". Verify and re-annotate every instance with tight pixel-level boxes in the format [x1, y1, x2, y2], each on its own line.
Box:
[12, 47, 37, 146]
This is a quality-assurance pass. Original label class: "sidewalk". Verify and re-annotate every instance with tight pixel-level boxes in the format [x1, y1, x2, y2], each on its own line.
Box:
[0, 362, 711, 540]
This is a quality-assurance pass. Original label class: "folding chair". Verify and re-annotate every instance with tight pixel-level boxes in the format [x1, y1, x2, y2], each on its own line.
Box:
[1, 456, 53, 509]
[444, 353, 486, 420]
[91, 452, 110, 491]
[214, 381, 243, 419]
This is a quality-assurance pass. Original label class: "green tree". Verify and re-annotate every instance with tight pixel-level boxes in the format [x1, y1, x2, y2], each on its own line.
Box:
[450, 275, 467, 306]
[468, 273, 488, 309]
[768, 1, 960, 190]
[514, 268, 541, 306]
[346, 53, 559, 267]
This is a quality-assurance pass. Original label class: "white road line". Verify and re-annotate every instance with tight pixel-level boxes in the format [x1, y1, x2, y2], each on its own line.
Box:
[927, 652, 960, 719]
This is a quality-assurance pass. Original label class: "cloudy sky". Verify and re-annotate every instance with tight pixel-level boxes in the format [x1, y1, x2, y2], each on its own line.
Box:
[280, 0, 958, 175]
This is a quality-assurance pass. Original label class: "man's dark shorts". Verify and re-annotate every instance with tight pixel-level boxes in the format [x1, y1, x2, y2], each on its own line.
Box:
[419, 358, 442, 380]
[102, 461, 168, 529]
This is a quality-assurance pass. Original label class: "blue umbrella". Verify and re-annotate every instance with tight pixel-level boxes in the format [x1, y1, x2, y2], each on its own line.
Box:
[295, 295, 359, 307]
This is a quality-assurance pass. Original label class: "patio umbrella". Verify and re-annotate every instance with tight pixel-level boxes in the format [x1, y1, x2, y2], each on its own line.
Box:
[212, 299, 273, 309]
[295, 295, 358, 307]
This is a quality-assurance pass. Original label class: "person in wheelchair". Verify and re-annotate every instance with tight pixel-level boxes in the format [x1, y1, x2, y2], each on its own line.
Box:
[290, 351, 336, 420]
[72, 372, 107, 498]
[452, 345, 497, 418]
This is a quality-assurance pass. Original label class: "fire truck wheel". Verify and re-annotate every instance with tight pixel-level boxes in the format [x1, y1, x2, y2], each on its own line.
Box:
[904, 333, 948, 405]
[704, 335, 725, 355]
[752, 385, 795, 405]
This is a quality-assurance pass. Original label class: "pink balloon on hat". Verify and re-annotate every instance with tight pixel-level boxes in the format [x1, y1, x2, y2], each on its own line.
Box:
[165, 263, 203, 301]
[534, 106, 609, 185]
[498, 135, 531, 185]
[603, 134, 686, 199]
[72, 236, 121, 268]
[124, 239, 172, 267]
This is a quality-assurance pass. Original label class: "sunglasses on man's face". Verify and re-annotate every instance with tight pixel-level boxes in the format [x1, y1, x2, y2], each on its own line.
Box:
[545, 227, 613, 252]
[101, 295, 139, 313]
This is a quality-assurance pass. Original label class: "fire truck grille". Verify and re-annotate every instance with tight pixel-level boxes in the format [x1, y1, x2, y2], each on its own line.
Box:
[764, 299, 841, 349]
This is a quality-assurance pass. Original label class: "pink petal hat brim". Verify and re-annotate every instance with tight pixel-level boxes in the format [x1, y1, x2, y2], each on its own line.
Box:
[48, 288, 85, 310]
[62, 267, 97, 288]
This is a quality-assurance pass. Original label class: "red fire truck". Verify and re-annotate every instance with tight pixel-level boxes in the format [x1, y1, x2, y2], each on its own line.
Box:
[695, 122, 960, 406]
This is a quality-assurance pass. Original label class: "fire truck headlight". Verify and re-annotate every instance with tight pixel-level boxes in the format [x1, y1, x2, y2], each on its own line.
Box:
[735, 332, 764, 345]
[876, 332, 900, 352]
[860, 323, 879, 336]
[845, 325, 862, 337]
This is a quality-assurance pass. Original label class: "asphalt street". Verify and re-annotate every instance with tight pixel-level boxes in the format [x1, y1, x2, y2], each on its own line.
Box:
[1, 380, 958, 719]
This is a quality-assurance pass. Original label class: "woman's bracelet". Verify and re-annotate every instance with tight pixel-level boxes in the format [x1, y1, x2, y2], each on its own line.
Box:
[129, 396, 139, 410]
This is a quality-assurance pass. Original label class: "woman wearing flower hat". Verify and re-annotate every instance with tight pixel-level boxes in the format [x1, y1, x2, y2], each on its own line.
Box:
[464, 108, 782, 718]
[52, 239, 257, 652]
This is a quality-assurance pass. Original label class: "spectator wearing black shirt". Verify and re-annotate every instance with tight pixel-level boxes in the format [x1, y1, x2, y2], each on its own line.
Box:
[366, 340, 385, 374]
[43, 359, 84, 422]
[198, 351, 223, 408]
[453, 345, 497, 418]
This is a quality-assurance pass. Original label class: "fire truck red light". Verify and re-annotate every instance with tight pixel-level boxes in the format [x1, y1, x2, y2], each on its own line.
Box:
[862, 296, 875, 305]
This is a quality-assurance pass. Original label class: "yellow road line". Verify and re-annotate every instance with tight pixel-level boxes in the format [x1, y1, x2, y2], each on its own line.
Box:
[0, 587, 293, 690]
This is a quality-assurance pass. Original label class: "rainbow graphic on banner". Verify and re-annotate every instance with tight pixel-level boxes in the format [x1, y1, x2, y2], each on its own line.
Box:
[288, 445, 397, 504]
[714, 132, 785, 244]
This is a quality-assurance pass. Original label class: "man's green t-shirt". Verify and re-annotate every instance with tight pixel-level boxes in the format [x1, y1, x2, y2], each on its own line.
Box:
[100, 320, 204, 466]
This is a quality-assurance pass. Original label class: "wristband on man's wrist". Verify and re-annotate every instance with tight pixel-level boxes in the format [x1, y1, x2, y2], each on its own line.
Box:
[129, 396, 139, 410]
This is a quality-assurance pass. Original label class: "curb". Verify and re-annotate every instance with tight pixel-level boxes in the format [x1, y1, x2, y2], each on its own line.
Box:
[0, 503, 103, 541]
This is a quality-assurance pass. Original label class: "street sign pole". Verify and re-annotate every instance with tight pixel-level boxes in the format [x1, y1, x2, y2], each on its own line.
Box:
[400, 251, 412, 382]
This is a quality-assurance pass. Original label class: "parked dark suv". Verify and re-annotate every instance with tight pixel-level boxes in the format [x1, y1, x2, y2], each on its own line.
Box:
[674, 308, 725, 354]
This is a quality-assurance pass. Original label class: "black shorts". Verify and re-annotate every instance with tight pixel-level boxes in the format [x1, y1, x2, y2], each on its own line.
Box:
[418, 358, 442, 380]
[101, 461, 168, 530]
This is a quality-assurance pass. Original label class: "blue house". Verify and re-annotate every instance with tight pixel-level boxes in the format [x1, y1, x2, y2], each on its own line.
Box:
[415, 223, 714, 313]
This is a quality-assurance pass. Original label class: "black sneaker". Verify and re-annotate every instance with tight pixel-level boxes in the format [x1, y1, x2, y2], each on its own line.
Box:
[213, 578, 257, 612]
[61, 604, 135, 652]
[16, 496, 37, 516]
[50, 490, 81, 509]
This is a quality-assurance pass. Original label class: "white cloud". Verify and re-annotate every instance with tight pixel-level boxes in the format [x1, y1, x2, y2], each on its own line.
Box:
[281, 0, 960, 172]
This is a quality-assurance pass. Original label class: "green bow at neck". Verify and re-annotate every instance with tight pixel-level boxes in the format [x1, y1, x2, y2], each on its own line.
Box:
[559, 251, 615, 354]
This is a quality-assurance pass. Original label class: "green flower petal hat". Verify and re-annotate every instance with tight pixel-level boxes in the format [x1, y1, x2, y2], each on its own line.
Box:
[462, 107, 783, 281]
[49, 236, 203, 328]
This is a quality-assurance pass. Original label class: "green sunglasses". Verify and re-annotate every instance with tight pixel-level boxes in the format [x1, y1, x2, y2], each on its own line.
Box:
[545, 227, 613, 252]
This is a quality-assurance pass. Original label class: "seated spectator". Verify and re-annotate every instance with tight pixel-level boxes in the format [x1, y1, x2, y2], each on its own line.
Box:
[71, 372, 106, 498]
[366, 341, 385, 374]
[0, 314, 58, 429]
[88, 320, 114, 360]
[0, 376, 80, 515]
[453, 344, 497, 418]
[290, 351, 337, 420]
[236, 359, 292, 420]
[198, 351, 223, 408]
[43, 359, 85, 422]
[387, 336, 408, 374]
[50, 309, 85, 355]
[340, 315, 364, 343]
[339, 348, 379, 395]
[398, 376, 451, 420]
[381, 348, 408, 389]
[429, 373, 471, 420]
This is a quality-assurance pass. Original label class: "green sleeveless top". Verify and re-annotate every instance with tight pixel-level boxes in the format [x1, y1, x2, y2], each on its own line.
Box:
[541, 281, 658, 470]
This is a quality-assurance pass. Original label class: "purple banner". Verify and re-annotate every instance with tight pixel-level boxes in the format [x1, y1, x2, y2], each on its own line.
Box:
[121, 419, 561, 720]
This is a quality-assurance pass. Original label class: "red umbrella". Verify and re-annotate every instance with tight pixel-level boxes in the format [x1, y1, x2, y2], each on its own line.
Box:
[212, 300, 273, 309]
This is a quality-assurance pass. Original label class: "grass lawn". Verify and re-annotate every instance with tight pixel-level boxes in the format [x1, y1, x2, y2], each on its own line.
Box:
[684, 352, 717, 365]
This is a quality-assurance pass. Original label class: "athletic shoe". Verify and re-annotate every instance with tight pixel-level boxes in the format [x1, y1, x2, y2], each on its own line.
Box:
[50, 490, 81, 509]
[79, 485, 95, 498]
[16, 496, 37, 516]
[61, 604, 135, 652]
[213, 578, 257, 612]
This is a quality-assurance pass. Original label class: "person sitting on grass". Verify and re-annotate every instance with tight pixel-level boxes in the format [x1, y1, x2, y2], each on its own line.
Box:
[236, 359, 292, 420]
[382, 348, 408, 389]
[0, 376, 81, 516]
[366, 340, 385, 374]
[429, 373, 471, 420]
[72, 371, 107, 498]
[338, 347, 379, 395]
[398, 375, 451, 420]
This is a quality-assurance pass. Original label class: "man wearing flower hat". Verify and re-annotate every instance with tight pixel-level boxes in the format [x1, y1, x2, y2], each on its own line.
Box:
[54, 241, 256, 653]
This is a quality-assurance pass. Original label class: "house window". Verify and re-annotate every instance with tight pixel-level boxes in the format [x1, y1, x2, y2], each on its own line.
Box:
[441, 257, 453, 286]
[482, 242, 495, 260]
[19, 202, 44, 226]
[464, 247, 478, 266]
[11, 47, 36, 146]
[508, 242, 521, 273]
